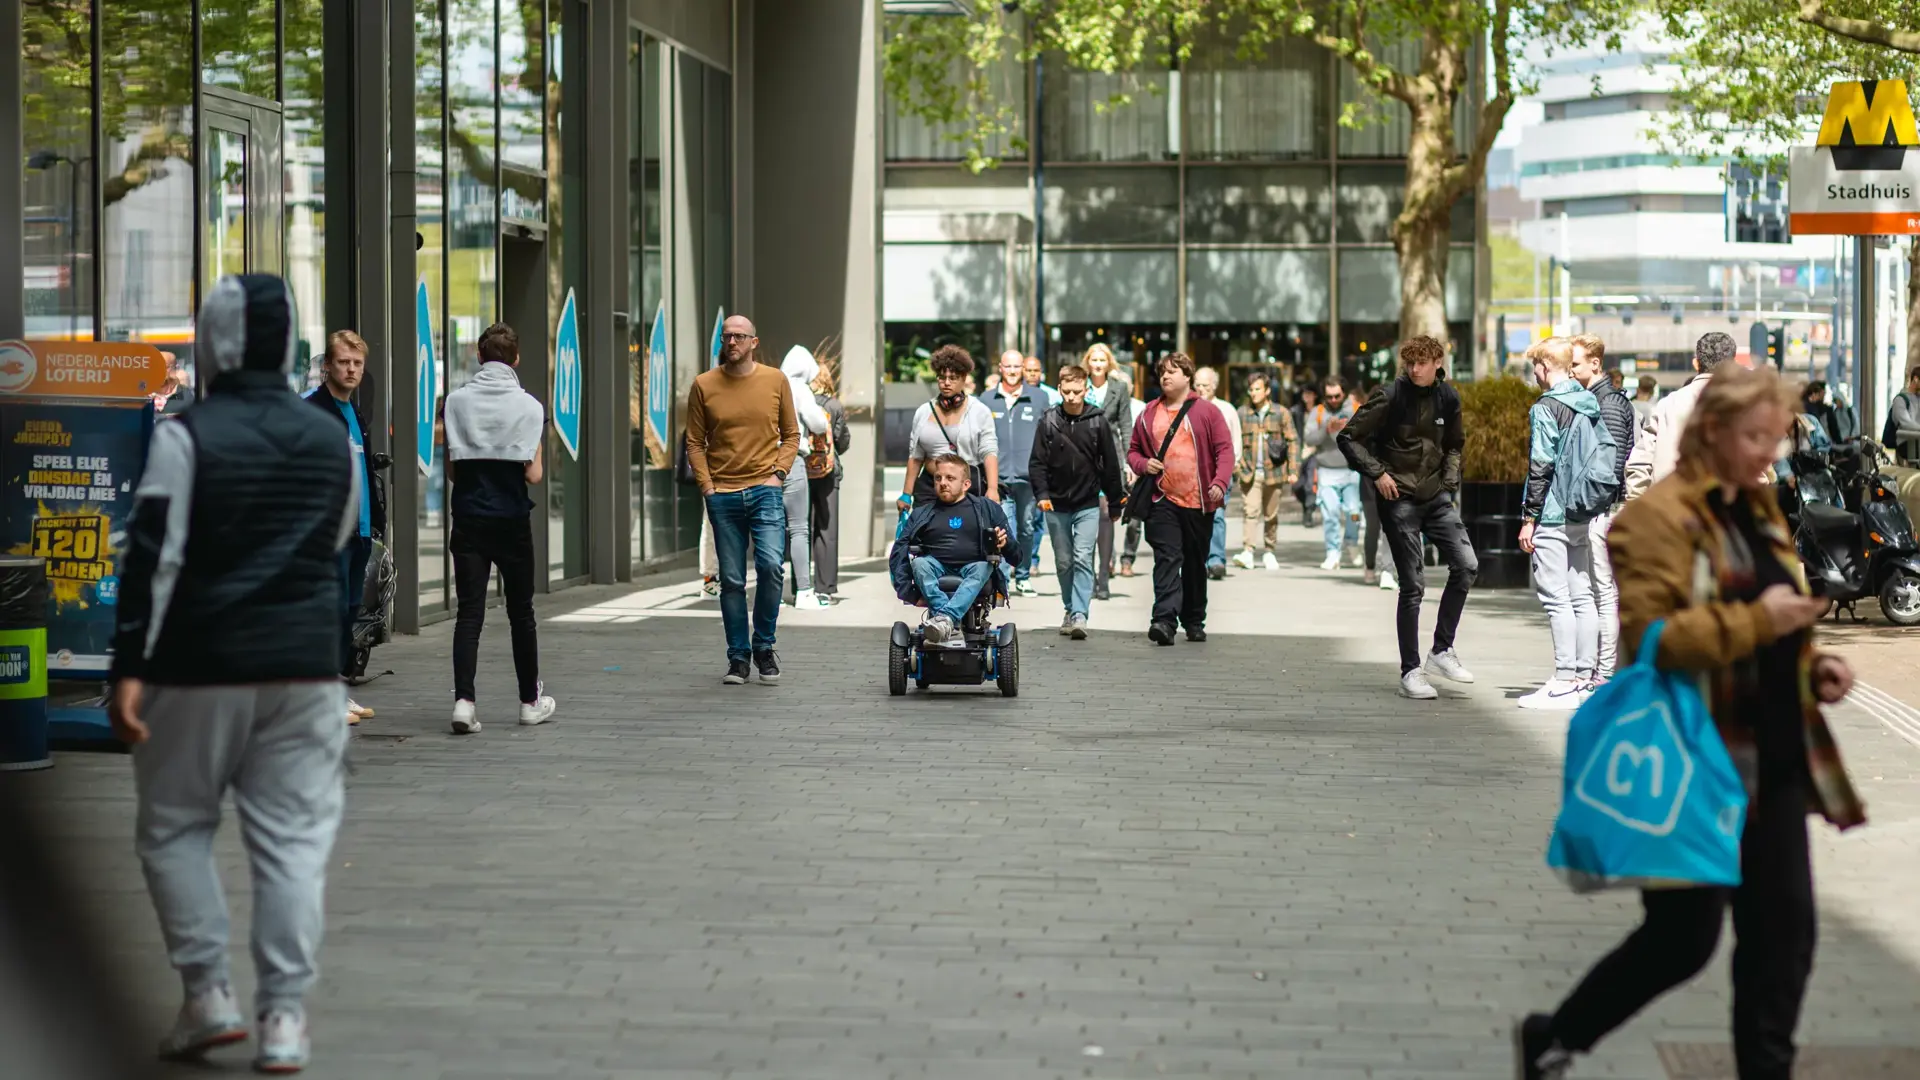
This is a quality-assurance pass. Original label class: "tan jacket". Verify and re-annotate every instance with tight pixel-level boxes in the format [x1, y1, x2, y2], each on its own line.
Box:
[1622, 373, 1710, 500]
[1609, 469, 1864, 829]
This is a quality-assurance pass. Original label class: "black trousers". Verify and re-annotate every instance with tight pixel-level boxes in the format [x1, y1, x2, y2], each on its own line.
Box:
[1144, 499, 1210, 630]
[1380, 491, 1477, 673]
[1096, 495, 1114, 589]
[451, 514, 540, 704]
[1550, 778, 1816, 1080]
[1360, 480, 1382, 572]
[808, 473, 840, 594]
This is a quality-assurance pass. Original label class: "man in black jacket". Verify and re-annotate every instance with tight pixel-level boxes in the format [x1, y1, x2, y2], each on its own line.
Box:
[304, 330, 388, 721]
[1572, 334, 1634, 680]
[1337, 335, 1478, 700]
[1029, 365, 1126, 639]
[108, 274, 357, 1074]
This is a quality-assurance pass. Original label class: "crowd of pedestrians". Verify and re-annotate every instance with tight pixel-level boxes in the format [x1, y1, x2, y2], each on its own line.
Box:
[94, 272, 1871, 1079]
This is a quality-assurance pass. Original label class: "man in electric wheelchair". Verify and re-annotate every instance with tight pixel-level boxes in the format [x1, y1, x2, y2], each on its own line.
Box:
[886, 454, 1025, 695]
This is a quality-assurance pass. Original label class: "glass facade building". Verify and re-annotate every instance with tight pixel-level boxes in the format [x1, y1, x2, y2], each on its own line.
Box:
[4, 0, 795, 632]
[883, 25, 1484, 417]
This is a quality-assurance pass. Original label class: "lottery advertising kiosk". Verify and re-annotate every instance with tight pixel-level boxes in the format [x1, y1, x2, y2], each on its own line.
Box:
[0, 340, 165, 750]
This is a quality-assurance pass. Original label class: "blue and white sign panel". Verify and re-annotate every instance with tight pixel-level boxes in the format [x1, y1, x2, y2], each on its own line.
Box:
[645, 301, 670, 454]
[415, 279, 438, 476]
[709, 308, 725, 368]
[553, 288, 582, 459]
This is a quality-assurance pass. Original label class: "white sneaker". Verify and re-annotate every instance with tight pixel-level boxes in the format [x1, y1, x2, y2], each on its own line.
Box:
[1380, 570, 1398, 591]
[1346, 548, 1363, 568]
[253, 1006, 310, 1074]
[1232, 548, 1256, 570]
[1399, 669, 1439, 700]
[1319, 552, 1341, 571]
[157, 984, 247, 1061]
[794, 588, 831, 609]
[346, 699, 374, 719]
[1518, 679, 1589, 711]
[1014, 579, 1039, 597]
[519, 694, 557, 726]
[450, 699, 480, 735]
[1424, 649, 1476, 684]
[1060, 613, 1075, 636]
[1262, 552, 1280, 571]
[699, 576, 720, 600]
[922, 614, 950, 645]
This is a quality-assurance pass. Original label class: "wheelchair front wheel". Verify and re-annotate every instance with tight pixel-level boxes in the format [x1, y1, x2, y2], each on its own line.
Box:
[887, 640, 909, 696]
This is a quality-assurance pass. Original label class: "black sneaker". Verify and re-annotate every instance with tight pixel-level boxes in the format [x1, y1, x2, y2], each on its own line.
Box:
[1512, 1014, 1571, 1080]
[1093, 584, 1111, 601]
[1147, 621, 1175, 646]
[753, 650, 781, 685]
[1185, 627, 1207, 642]
[723, 659, 750, 685]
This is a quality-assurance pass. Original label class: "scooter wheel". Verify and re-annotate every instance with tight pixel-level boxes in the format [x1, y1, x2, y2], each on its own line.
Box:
[1880, 570, 1920, 626]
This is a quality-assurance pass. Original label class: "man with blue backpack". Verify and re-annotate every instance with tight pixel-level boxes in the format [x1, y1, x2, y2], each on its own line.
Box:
[1517, 337, 1618, 710]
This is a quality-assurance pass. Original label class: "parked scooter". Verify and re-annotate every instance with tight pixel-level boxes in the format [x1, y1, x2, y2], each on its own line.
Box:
[1788, 438, 1920, 625]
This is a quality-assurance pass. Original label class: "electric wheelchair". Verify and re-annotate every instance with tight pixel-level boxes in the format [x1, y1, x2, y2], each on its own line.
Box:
[888, 552, 1019, 697]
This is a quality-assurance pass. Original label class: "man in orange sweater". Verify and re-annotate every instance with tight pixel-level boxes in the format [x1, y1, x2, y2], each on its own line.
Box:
[686, 315, 801, 686]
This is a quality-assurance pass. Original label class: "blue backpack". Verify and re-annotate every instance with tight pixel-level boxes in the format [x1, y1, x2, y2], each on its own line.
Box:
[1546, 620, 1748, 893]
[1548, 404, 1619, 522]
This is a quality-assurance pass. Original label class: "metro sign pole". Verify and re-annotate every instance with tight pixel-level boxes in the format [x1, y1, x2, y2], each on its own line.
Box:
[1788, 80, 1919, 431]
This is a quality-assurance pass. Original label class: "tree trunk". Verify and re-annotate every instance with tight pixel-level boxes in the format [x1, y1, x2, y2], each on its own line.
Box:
[1393, 97, 1458, 349]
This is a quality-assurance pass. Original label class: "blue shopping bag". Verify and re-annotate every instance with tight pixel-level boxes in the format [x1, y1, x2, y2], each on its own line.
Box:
[1546, 620, 1749, 893]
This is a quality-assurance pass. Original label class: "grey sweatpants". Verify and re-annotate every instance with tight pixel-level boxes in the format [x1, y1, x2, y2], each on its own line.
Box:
[782, 468, 813, 595]
[133, 681, 349, 1014]
[1590, 508, 1620, 678]
[1531, 521, 1598, 681]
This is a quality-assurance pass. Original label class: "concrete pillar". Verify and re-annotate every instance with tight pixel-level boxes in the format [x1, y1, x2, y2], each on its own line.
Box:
[747, 0, 882, 557]
[0, 0, 23, 339]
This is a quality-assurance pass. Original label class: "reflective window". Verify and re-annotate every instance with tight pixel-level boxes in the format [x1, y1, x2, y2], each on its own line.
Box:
[1184, 31, 1326, 161]
[1042, 54, 1174, 162]
[535, 0, 586, 583]
[418, 0, 450, 610]
[1042, 250, 1177, 324]
[631, 32, 670, 565]
[1184, 166, 1332, 245]
[1187, 250, 1330, 325]
[1043, 167, 1179, 245]
[201, 0, 278, 99]
[446, 0, 498, 381]
[204, 129, 249, 285]
[102, 6, 196, 346]
[21, 3, 95, 340]
[284, 0, 328, 374]
[1336, 247, 1475, 322]
[1336, 164, 1474, 244]
[883, 16, 1026, 162]
[677, 56, 732, 551]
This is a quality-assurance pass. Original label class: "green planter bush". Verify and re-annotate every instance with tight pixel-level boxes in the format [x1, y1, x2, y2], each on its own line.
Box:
[1456, 377, 1539, 588]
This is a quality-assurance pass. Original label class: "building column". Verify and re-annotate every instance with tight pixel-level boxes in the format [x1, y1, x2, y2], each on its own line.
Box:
[387, 0, 421, 631]
[584, 0, 627, 583]
[748, 0, 882, 557]
[0, 0, 23, 339]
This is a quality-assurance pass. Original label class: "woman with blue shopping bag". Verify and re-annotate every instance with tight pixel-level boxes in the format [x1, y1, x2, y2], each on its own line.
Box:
[1517, 366, 1866, 1080]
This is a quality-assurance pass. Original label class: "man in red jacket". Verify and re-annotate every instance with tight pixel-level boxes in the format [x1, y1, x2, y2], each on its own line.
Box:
[1126, 353, 1236, 645]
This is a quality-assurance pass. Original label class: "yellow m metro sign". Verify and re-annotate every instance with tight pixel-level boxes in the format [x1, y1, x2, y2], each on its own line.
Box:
[1790, 79, 1920, 235]
[1817, 80, 1918, 170]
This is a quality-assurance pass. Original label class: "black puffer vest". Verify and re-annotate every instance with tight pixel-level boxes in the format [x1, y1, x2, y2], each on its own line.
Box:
[148, 371, 352, 683]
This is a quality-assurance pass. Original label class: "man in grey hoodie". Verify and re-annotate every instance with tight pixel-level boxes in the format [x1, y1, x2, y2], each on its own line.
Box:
[780, 346, 833, 608]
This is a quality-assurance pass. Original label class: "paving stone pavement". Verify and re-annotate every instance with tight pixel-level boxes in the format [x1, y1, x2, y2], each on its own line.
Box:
[23, 515, 1920, 1080]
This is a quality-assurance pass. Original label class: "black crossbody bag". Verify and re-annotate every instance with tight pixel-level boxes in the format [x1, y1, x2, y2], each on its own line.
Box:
[922, 400, 988, 497]
[1122, 399, 1195, 525]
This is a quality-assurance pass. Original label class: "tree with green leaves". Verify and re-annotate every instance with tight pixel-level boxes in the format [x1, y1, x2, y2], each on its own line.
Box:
[1652, 0, 1920, 375]
[886, 0, 1632, 351]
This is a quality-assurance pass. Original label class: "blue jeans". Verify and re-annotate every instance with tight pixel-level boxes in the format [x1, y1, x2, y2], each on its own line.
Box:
[1028, 501, 1046, 576]
[999, 479, 1037, 581]
[911, 557, 993, 622]
[1045, 507, 1100, 618]
[1316, 466, 1363, 558]
[706, 486, 788, 662]
[1208, 508, 1227, 569]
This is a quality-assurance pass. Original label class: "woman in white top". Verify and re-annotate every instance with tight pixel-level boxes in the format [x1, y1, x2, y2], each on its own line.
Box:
[900, 344, 999, 508]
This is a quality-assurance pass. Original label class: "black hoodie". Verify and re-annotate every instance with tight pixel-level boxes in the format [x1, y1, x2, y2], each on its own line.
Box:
[1028, 403, 1125, 515]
